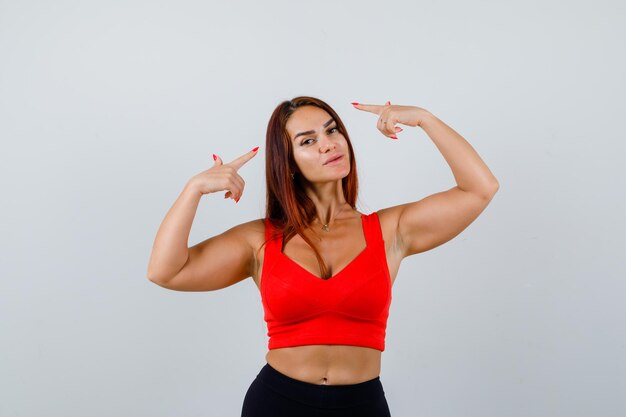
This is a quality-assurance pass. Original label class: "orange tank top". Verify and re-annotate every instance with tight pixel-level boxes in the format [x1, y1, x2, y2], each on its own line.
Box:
[260, 211, 392, 351]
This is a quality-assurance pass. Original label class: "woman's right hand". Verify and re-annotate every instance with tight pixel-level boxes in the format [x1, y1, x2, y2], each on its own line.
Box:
[187, 147, 260, 202]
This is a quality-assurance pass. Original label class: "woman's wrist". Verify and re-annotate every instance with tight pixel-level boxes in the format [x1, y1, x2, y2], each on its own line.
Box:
[183, 179, 204, 198]
[414, 107, 434, 128]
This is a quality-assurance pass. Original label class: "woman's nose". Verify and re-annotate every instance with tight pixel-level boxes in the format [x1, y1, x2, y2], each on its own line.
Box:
[319, 137, 335, 153]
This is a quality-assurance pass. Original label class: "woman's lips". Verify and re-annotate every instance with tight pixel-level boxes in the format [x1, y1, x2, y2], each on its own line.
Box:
[324, 155, 343, 165]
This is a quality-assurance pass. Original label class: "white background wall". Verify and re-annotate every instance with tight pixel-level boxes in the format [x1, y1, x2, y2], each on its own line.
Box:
[1, 0, 624, 416]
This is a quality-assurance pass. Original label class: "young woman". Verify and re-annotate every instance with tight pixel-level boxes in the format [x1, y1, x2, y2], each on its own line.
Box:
[147, 96, 499, 416]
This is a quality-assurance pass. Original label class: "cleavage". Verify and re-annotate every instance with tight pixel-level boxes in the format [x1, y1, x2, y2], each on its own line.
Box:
[280, 223, 367, 279]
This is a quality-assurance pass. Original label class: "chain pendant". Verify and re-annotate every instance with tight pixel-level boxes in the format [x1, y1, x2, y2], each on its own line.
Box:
[322, 224, 330, 232]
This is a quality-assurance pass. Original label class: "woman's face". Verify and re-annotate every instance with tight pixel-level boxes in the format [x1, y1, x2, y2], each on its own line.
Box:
[285, 106, 350, 183]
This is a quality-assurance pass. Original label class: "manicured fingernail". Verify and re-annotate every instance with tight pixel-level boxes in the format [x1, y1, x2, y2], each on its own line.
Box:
[252, 146, 259, 152]
[386, 101, 391, 105]
[351, 102, 359, 106]
[390, 135, 398, 139]
[213, 154, 217, 161]
[395, 127, 403, 132]
[235, 197, 240, 203]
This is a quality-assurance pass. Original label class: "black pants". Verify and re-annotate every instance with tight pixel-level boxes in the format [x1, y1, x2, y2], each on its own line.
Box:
[241, 363, 392, 416]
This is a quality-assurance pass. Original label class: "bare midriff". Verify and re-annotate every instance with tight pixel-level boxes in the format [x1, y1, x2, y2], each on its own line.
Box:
[265, 344, 382, 386]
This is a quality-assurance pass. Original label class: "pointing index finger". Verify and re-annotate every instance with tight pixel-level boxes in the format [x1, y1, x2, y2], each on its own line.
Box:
[352, 103, 383, 115]
[229, 146, 260, 170]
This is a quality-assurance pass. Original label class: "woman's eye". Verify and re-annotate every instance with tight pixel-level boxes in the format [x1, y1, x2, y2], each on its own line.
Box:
[301, 128, 338, 145]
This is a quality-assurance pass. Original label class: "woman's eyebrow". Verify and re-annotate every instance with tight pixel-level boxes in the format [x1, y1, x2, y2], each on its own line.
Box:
[293, 118, 335, 141]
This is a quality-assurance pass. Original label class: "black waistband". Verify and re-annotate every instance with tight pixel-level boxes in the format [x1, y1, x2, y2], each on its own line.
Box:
[255, 363, 384, 409]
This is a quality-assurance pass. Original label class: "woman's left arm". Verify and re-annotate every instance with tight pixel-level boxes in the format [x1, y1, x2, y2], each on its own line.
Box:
[354, 102, 499, 257]
[394, 110, 499, 257]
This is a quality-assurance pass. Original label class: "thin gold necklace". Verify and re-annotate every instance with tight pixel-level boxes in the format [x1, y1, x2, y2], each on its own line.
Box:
[321, 203, 347, 232]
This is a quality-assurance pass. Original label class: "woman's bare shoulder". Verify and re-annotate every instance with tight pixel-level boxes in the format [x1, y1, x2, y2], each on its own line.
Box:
[227, 217, 267, 247]
[371, 206, 405, 253]
[373, 206, 402, 231]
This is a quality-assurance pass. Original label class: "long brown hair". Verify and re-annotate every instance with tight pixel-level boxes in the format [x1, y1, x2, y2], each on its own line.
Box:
[264, 96, 359, 279]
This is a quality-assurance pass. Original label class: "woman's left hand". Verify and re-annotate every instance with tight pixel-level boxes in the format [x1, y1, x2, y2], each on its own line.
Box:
[352, 101, 430, 139]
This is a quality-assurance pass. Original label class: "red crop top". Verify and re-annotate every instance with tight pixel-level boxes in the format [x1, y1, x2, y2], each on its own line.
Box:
[260, 212, 392, 351]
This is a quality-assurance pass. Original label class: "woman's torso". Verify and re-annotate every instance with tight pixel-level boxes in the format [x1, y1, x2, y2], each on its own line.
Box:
[249, 210, 402, 385]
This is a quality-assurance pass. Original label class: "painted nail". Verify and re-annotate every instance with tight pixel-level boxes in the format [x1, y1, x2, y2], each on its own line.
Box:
[252, 146, 259, 152]
[390, 135, 398, 139]
[213, 154, 217, 161]
[385, 101, 391, 105]
[351, 102, 359, 106]
[235, 197, 240, 203]
[395, 127, 403, 132]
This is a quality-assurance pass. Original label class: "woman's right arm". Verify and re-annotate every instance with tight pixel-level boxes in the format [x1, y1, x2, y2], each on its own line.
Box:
[146, 181, 203, 283]
[146, 148, 260, 291]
